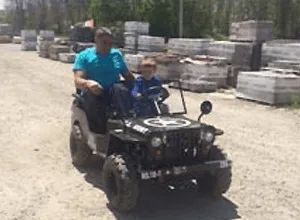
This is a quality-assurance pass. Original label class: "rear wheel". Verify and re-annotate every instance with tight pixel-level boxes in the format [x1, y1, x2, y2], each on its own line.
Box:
[198, 146, 232, 197]
[103, 154, 139, 212]
[69, 124, 92, 166]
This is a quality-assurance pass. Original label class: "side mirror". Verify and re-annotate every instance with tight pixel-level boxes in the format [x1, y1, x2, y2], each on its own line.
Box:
[198, 101, 213, 122]
[201, 101, 213, 115]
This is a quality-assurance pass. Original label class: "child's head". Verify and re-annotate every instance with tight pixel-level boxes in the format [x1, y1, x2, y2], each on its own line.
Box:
[139, 58, 157, 80]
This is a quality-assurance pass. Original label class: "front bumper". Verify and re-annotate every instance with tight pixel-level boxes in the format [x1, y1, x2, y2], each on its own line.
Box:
[140, 159, 232, 180]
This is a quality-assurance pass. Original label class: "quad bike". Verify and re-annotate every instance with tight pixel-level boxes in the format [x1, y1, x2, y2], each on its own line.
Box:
[70, 80, 232, 212]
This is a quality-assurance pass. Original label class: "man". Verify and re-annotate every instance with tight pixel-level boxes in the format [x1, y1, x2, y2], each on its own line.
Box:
[73, 27, 135, 134]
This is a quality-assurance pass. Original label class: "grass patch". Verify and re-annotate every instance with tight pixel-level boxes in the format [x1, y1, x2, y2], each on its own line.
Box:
[289, 95, 300, 109]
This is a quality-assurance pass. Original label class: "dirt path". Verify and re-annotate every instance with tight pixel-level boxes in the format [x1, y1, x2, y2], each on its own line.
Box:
[0, 44, 299, 220]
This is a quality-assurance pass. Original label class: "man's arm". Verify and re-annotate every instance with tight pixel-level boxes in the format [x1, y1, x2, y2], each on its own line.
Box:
[74, 70, 103, 95]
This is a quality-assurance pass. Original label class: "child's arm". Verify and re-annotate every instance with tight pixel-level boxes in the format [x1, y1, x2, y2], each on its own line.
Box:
[131, 79, 143, 99]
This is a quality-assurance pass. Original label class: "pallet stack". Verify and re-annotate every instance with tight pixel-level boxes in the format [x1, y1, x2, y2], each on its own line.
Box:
[168, 38, 213, 56]
[236, 70, 300, 105]
[21, 30, 37, 51]
[124, 54, 145, 72]
[0, 24, 12, 43]
[49, 45, 70, 60]
[37, 30, 55, 58]
[138, 35, 166, 54]
[124, 21, 149, 54]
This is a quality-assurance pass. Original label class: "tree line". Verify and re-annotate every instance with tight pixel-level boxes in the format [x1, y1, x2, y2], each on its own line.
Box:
[3, 0, 300, 39]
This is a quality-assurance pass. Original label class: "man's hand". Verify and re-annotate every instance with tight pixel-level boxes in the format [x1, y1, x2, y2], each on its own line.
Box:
[86, 80, 103, 95]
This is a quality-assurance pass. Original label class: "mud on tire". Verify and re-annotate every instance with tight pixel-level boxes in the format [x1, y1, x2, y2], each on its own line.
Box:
[69, 125, 92, 166]
[103, 154, 139, 212]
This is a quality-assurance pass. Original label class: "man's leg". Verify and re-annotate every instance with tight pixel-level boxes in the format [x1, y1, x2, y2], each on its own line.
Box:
[111, 83, 132, 117]
[82, 92, 107, 134]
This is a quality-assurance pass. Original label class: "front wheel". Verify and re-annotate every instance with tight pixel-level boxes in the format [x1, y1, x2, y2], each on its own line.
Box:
[69, 124, 92, 166]
[103, 154, 139, 212]
[198, 146, 232, 197]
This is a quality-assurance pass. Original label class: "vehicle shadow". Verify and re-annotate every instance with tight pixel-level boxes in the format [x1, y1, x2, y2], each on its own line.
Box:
[76, 157, 240, 220]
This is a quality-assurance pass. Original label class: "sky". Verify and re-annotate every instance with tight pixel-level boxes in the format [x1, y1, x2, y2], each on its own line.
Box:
[0, 0, 4, 10]
[0, 0, 4, 9]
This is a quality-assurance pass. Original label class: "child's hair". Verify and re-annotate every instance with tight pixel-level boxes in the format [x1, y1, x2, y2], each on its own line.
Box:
[138, 58, 157, 72]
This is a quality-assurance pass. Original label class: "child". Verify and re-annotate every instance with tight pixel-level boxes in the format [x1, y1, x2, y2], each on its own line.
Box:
[131, 58, 163, 117]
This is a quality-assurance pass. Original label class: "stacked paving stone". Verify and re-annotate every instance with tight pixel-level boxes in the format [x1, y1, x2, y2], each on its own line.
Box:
[0, 24, 12, 43]
[37, 30, 55, 58]
[262, 43, 300, 65]
[72, 42, 95, 53]
[236, 70, 300, 105]
[124, 54, 145, 72]
[170, 80, 217, 93]
[180, 56, 229, 90]
[124, 21, 149, 54]
[152, 53, 185, 80]
[230, 20, 273, 42]
[138, 35, 166, 52]
[268, 60, 300, 71]
[168, 38, 213, 56]
[49, 44, 70, 60]
[59, 53, 76, 63]
[21, 30, 37, 51]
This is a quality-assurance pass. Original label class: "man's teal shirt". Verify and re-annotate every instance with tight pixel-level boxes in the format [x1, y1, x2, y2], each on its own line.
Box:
[73, 47, 128, 89]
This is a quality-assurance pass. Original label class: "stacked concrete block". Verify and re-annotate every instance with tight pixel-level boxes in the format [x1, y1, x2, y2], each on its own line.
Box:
[153, 54, 185, 80]
[0, 24, 12, 35]
[12, 36, 22, 44]
[236, 71, 300, 105]
[72, 42, 95, 53]
[124, 32, 137, 51]
[0, 35, 12, 43]
[124, 54, 145, 72]
[21, 30, 37, 51]
[49, 45, 70, 60]
[230, 20, 273, 42]
[180, 56, 229, 88]
[124, 21, 149, 35]
[170, 80, 217, 93]
[262, 43, 300, 65]
[227, 65, 250, 88]
[208, 41, 253, 66]
[168, 38, 213, 56]
[0, 24, 12, 43]
[138, 35, 166, 52]
[59, 53, 76, 63]
[268, 60, 300, 71]
[37, 30, 55, 58]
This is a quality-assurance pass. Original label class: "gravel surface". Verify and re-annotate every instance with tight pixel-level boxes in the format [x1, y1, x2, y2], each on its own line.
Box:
[0, 44, 300, 220]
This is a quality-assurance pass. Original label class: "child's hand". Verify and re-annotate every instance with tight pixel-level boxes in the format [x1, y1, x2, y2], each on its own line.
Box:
[135, 93, 143, 100]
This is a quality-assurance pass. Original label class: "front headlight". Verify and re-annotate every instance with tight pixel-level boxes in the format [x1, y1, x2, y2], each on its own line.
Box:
[203, 131, 214, 142]
[201, 126, 215, 143]
[151, 136, 162, 148]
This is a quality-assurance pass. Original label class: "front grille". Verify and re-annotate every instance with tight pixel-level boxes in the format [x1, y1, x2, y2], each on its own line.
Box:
[164, 129, 200, 164]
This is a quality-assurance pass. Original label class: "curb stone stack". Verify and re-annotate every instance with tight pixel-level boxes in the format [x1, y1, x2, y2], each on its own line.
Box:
[168, 38, 213, 56]
[0, 24, 12, 43]
[21, 30, 37, 51]
[49, 45, 70, 60]
[124, 54, 145, 72]
[236, 71, 300, 105]
[124, 21, 149, 54]
[37, 30, 55, 58]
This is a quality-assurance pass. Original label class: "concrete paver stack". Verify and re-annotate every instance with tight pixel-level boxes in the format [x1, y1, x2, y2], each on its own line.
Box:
[21, 30, 37, 51]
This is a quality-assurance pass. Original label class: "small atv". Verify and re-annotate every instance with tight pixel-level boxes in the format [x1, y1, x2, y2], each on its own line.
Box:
[70, 80, 232, 212]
